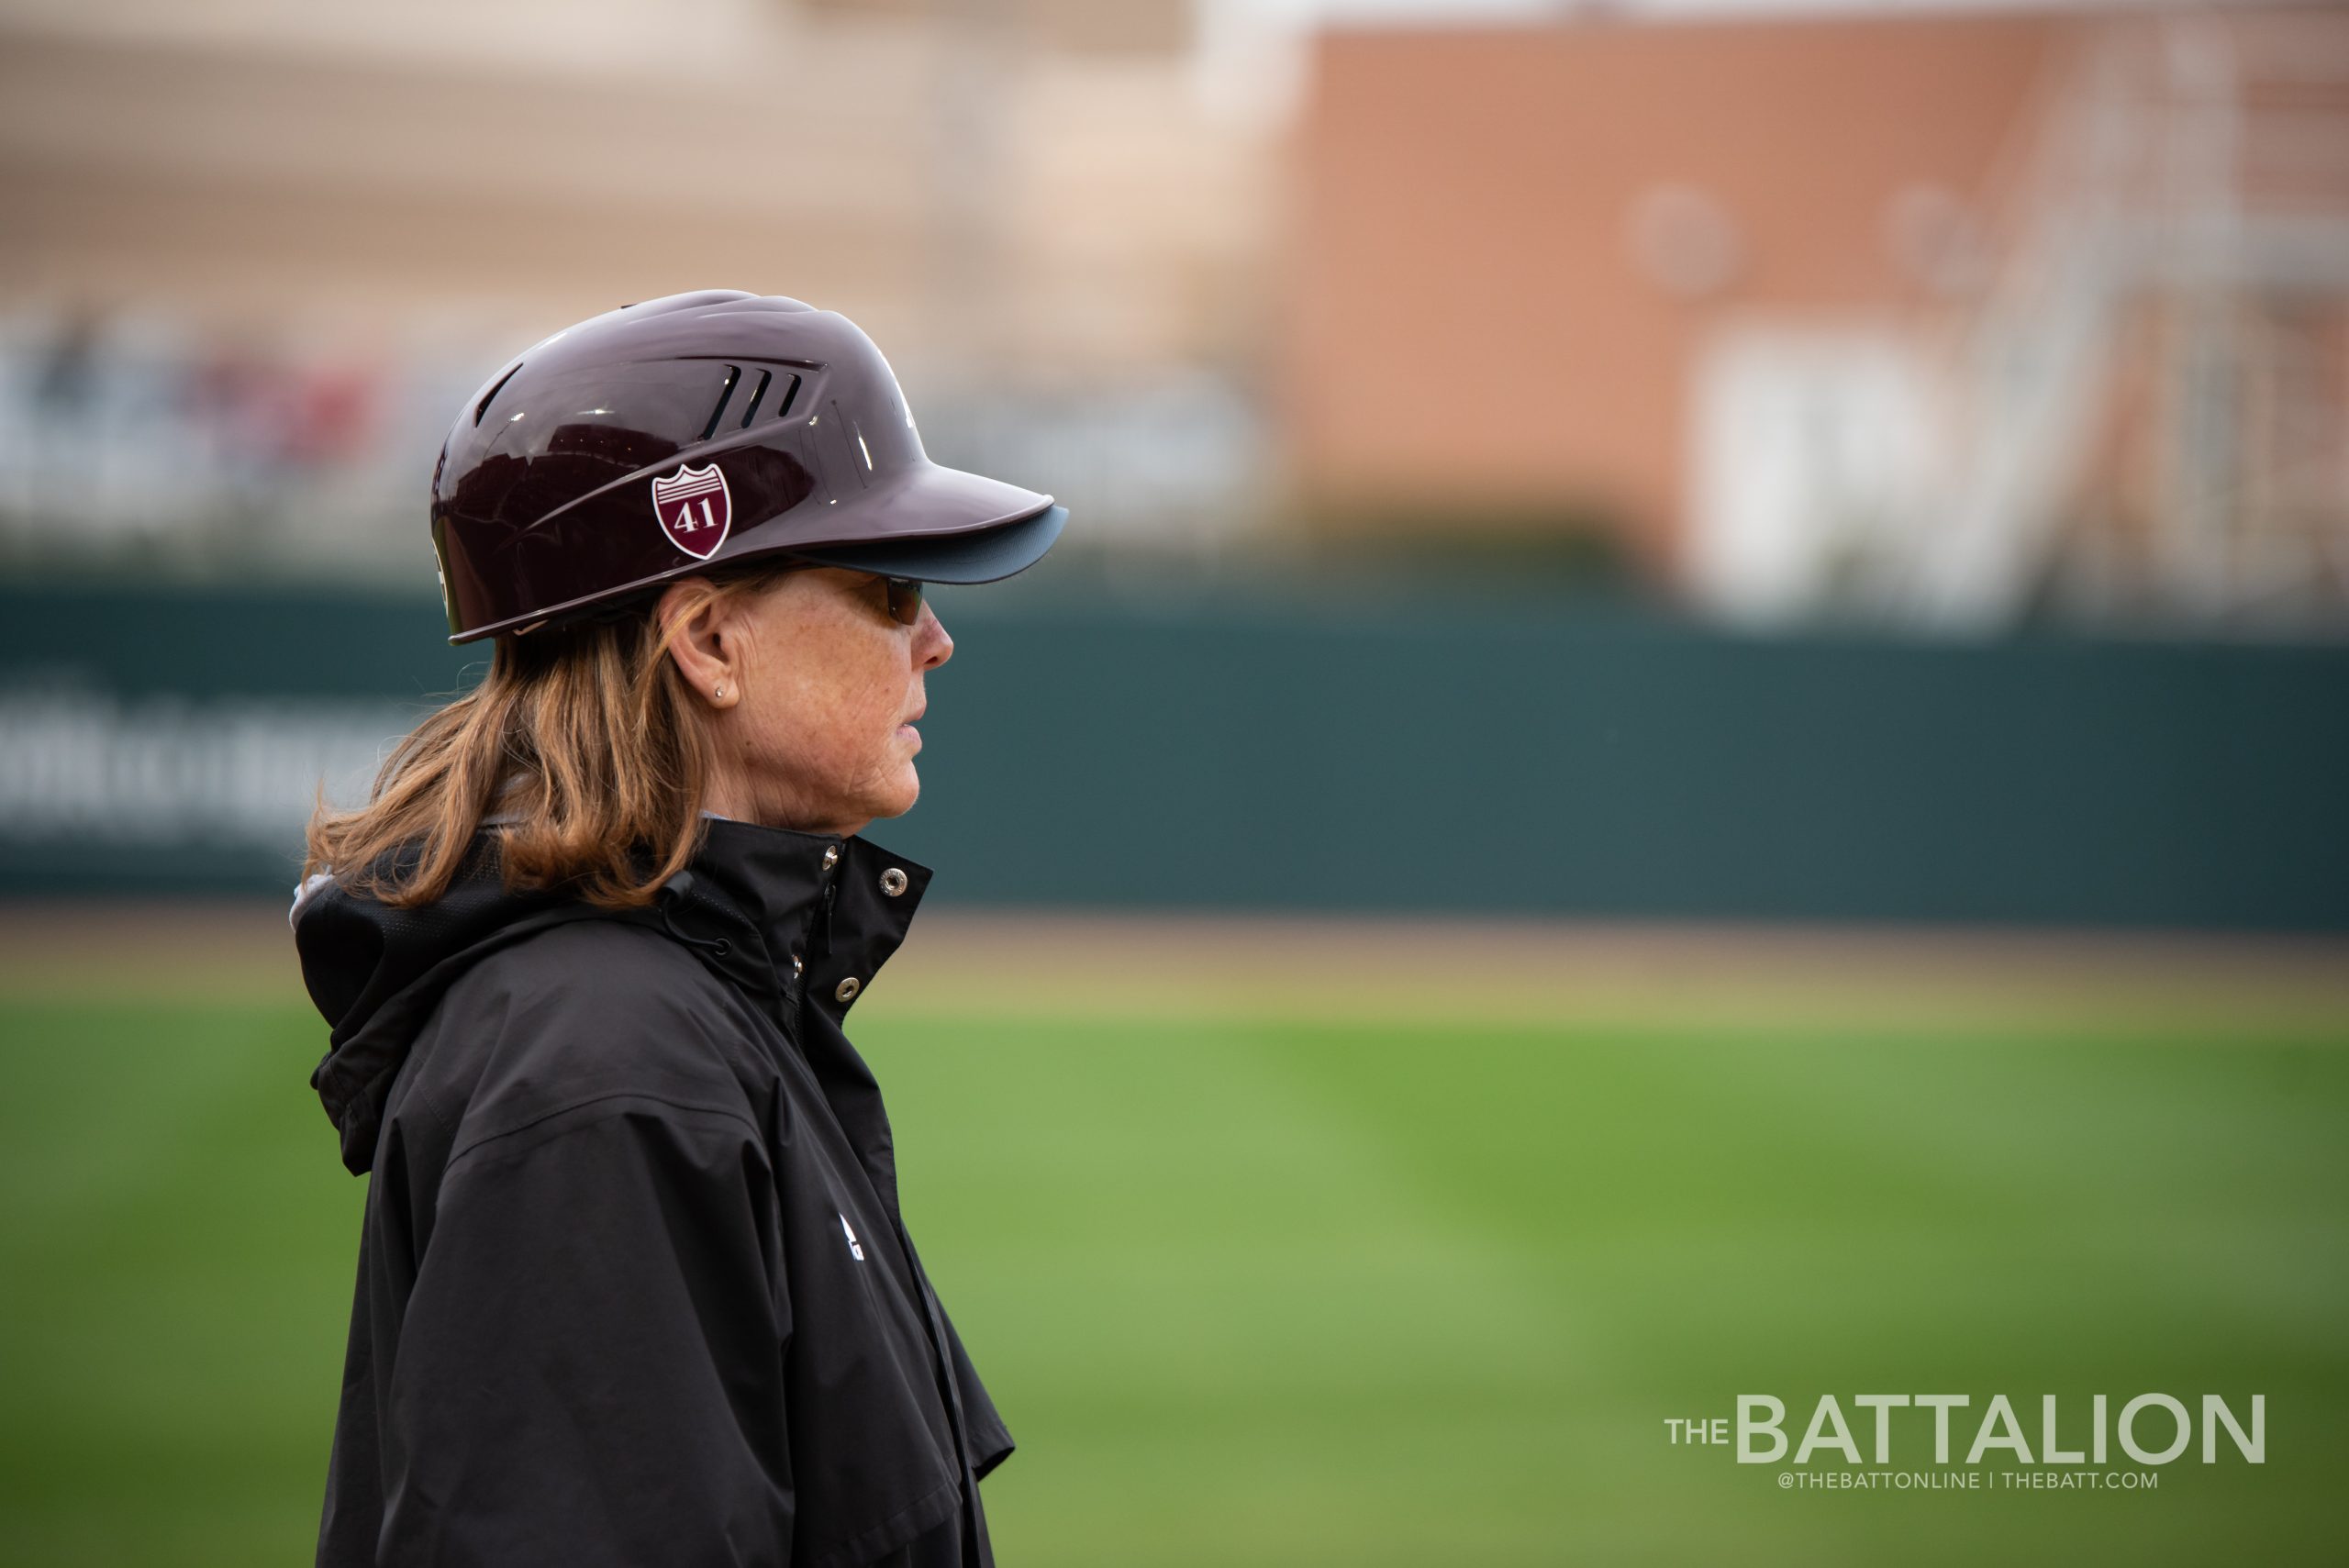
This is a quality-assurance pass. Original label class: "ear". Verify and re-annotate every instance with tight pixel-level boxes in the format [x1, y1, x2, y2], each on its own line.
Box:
[656, 578, 740, 710]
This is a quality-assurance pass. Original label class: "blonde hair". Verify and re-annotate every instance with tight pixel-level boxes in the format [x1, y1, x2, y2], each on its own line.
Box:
[305, 565, 799, 910]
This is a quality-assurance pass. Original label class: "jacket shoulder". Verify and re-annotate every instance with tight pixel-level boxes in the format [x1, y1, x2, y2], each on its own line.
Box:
[406, 917, 772, 1163]
[453, 915, 715, 1008]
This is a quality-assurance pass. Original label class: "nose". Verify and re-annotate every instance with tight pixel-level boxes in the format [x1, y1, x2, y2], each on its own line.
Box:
[916, 599, 952, 671]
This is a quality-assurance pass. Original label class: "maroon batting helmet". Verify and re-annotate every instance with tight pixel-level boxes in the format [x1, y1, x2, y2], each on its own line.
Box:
[430, 290, 1066, 643]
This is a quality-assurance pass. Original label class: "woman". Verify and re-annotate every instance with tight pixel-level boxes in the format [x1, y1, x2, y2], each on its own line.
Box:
[293, 291, 1066, 1566]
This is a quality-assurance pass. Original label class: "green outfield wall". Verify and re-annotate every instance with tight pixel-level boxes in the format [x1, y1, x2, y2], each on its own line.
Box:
[2, 580, 2343, 928]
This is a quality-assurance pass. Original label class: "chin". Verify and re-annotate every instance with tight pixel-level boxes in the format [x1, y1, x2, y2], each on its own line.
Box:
[870, 769, 919, 821]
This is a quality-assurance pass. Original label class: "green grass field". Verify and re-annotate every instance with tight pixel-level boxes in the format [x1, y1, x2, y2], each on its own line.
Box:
[3, 929, 2345, 1565]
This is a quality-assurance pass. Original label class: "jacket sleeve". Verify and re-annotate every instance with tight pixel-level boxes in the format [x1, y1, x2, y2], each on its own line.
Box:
[376, 1098, 793, 1567]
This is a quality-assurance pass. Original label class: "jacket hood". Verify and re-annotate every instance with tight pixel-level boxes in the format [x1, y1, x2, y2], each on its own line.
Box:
[295, 818, 932, 1176]
[294, 839, 588, 1174]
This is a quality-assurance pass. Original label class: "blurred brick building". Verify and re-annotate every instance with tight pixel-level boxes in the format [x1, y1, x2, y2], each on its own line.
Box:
[2, 0, 2343, 625]
[1286, 7, 2349, 627]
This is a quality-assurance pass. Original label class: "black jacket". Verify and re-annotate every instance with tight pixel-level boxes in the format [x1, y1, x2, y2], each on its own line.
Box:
[295, 817, 1013, 1568]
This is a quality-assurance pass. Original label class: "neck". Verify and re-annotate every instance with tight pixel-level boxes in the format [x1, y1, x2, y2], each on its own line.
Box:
[701, 777, 870, 840]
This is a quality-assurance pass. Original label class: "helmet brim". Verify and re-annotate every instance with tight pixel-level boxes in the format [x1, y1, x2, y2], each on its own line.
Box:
[783, 502, 1068, 584]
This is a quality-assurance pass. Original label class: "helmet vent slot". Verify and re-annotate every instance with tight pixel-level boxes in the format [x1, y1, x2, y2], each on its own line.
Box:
[737, 368, 773, 428]
[697, 363, 743, 442]
[473, 363, 522, 427]
[773, 374, 802, 420]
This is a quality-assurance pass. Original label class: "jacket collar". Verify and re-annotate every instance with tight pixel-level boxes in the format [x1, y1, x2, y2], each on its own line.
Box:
[661, 816, 934, 1022]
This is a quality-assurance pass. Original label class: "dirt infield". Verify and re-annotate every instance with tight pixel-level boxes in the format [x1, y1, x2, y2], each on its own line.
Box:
[5, 899, 2345, 1036]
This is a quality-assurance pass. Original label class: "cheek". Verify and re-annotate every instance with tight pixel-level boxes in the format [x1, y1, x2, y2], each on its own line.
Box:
[753, 628, 906, 772]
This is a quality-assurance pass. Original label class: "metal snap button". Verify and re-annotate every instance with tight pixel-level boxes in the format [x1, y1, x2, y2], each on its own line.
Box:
[821, 845, 841, 871]
[880, 867, 908, 897]
[834, 975, 862, 1003]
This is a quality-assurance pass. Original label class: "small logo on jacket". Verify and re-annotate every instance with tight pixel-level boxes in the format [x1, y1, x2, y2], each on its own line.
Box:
[651, 463, 731, 559]
[840, 1213, 865, 1261]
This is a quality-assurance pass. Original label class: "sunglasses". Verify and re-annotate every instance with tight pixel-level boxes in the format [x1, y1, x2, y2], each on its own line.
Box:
[763, 562, 925, 627]
[877, 574, 926, 628]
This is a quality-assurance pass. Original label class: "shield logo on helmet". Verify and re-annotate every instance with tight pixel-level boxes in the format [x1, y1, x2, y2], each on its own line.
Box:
[651, 463, 732, 559]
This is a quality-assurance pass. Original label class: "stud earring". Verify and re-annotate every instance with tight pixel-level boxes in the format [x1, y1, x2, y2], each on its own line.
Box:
[714, 683, 725, 701]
